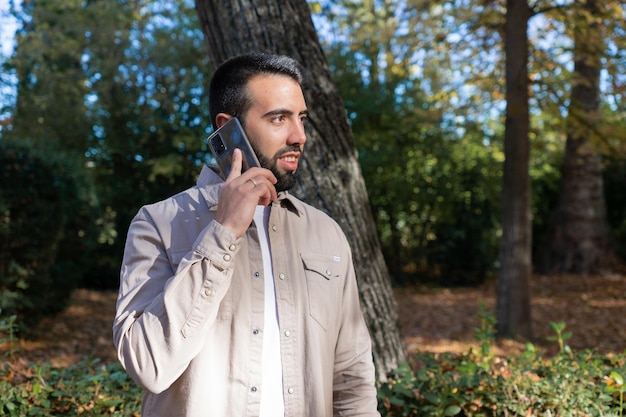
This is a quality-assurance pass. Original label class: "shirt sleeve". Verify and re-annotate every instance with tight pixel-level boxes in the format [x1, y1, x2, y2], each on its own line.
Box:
[112, 207, 241, 394]
[332, 238, 381, 416]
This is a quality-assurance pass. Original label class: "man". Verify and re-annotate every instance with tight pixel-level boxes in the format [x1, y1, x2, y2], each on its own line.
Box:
[113, 52, 380, 416]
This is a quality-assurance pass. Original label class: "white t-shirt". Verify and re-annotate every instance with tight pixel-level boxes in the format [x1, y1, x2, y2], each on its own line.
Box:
[253, 206, 285, 417]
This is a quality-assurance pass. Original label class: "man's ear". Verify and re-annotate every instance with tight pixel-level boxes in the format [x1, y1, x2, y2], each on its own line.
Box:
[215, 113, 233, 129]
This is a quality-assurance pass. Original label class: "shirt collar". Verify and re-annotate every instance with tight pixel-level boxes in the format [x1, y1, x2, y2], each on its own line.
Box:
[197, 165, 302, 216]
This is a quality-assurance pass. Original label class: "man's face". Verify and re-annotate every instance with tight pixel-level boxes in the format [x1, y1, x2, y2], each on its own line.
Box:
[242, 74, 308, 192]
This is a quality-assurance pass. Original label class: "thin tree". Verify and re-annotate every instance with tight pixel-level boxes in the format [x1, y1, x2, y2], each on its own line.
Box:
[194, 0, 406, 379]
[496, 0, 532, 339]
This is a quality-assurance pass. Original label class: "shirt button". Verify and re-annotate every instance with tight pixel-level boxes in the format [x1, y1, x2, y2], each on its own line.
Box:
[284, 330, 291, 338]
[204, 289, 212, 296]
[278, 273, 285, 280]
[229, 244, 236, 251]
[253, 271, 261, 278]
[287, 387, 294, 394]
[251, 386, 258, 393]
[272, 225, 278, 232]
[326, 269, 332, 276]
[253, 328, 260, 335]
[223, 254, 231, 261]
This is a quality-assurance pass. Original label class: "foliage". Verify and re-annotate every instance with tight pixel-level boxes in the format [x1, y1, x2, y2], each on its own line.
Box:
[0, 310, 19, 359]
[3, 0, 212, 289]
[0, 359, 142, 416]
[0, 142, 97, 330]
[378, 318, 626, 416]
[3, 307, 626, 416]
[423, 132, 503, 286]
[315, 0, 626, 286]
[7, 0, 91, 153]
[322, 3, 504, 285]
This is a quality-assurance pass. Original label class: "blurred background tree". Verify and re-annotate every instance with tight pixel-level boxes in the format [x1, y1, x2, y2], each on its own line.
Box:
[1, 0, 211, 327]
[535, 0, 621, 275]
[319, 0, 504, 286]
[0, 142, 97, 329]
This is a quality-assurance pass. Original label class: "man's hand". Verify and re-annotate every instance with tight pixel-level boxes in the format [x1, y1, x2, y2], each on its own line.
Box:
[215, 149, 277, 238]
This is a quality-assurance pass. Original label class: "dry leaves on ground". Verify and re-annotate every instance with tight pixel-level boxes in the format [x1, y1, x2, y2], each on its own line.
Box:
[396, 273, 626, 357]
[2, 273, 625, 367]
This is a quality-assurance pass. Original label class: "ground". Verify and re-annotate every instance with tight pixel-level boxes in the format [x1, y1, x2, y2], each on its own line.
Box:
[2, 273, 626, 367]
[396, 273, 626, 358]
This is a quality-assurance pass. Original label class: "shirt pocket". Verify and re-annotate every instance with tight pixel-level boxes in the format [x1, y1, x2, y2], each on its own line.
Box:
[300, 253, 343, 331]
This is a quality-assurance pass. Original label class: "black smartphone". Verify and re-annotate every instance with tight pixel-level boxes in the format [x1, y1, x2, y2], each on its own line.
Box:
[207, 117, 261, 179]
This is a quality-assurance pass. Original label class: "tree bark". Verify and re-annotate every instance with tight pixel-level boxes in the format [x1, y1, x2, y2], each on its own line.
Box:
[496, 0, 532, 340]
[536, 0, 615, 275]
[194, 0, 406, 379]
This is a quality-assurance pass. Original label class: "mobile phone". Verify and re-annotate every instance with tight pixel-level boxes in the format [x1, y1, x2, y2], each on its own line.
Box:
[207, 117, 260, 179]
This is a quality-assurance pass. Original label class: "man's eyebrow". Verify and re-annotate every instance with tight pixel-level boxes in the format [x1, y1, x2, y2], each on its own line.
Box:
[263, 109, 309, 118]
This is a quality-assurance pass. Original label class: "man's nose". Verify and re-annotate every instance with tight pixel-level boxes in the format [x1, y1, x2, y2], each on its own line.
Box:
[287, 120, 307, 145]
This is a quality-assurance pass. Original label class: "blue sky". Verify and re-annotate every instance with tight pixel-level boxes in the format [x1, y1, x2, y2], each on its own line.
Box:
[0, 1, 20, 58]
[0, 0, 20, 125]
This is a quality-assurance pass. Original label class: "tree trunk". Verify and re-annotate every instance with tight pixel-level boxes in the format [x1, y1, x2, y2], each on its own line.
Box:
[496, 0, 532, 340]
[194, 0, 406, 379]
[536, 0, 615, 275]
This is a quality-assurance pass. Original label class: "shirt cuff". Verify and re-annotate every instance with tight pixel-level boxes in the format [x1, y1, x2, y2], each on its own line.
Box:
[193, 220, 243, 270]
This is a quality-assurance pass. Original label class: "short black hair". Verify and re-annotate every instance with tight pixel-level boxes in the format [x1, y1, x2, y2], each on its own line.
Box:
[208, 52, 304, 129]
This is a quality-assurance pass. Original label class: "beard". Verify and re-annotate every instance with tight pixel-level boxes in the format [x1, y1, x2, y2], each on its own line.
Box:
[252, 144, 302, 192]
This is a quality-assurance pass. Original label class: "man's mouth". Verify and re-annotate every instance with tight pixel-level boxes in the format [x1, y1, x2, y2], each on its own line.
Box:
[278, 152, 300, 171]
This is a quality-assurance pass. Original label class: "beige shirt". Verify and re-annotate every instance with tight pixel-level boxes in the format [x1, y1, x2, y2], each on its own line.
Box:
[113, 166, 380, 417]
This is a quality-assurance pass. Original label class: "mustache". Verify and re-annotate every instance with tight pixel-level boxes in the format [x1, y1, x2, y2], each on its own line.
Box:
[276, 144, 303, 156]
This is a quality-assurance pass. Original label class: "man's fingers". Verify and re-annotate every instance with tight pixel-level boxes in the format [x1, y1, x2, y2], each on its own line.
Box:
[245, 175, 277, 205]
[226, 148, 243, 181]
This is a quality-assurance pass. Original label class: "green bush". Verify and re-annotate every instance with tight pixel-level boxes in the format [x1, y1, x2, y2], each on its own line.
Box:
[358, 127, 503, 286]
[0, 359, 142, 416]
[378, 319, 626, 417]
[380, 348, 626, 416]
[2, 343, 625, 417]
[0, 143, 98, 330]
[3, 304, 625, 416]
[3, 319, 625, 416]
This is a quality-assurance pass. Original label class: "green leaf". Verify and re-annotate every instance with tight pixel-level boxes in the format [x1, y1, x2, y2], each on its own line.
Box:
[444, 405, 462, 416]
[423, 392, 441, 405]
[610, 371, 624, 386]
[550, 321, 566, 332]
[390, 397, 406, 406]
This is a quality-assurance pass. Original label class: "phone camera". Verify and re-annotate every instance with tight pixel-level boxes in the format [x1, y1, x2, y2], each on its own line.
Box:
[210, 135, 227, 156]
